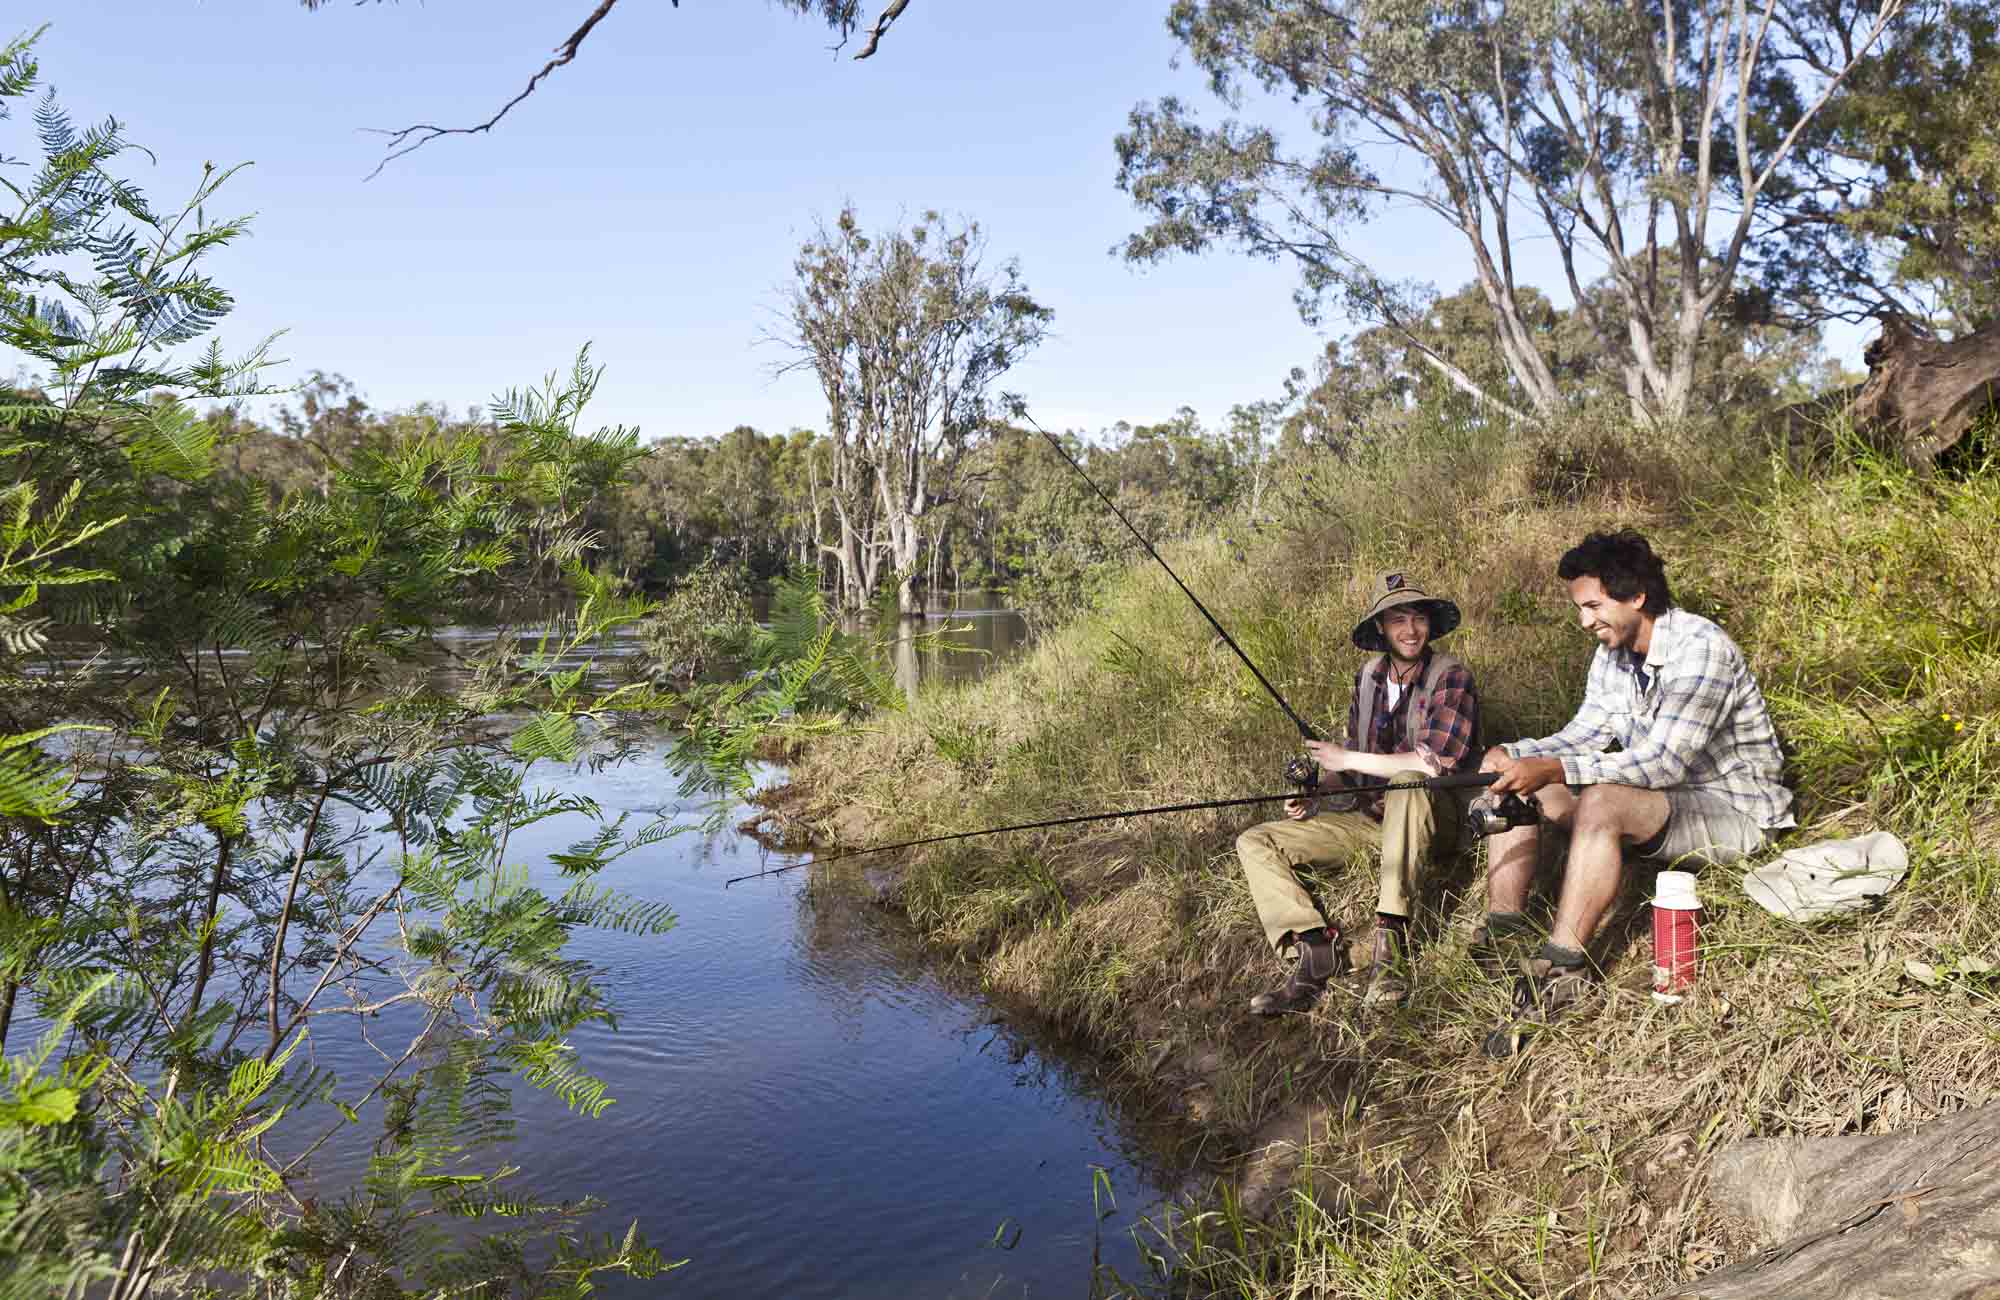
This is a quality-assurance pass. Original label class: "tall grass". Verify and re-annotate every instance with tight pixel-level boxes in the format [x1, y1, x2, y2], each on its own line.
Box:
[787, 408, 2000, 1298]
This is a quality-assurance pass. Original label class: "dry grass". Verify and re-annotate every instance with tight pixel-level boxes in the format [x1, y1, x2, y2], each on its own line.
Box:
[785, 411, 2000, 1298]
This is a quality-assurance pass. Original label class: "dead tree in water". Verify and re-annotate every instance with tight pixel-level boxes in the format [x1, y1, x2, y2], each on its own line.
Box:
[780, 208, 1049, 615]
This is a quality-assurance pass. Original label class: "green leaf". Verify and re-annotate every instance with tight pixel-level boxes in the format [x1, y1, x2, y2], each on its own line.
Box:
[511, 712, 580, 763]
[1, 1080, 79, 1126]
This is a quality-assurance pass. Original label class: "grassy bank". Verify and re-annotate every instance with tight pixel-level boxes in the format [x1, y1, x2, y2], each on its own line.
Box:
[780, 412, 2000, 1298]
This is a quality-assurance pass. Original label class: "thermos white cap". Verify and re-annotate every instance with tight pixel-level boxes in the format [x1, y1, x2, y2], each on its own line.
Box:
[1653, 870, 1701, 910]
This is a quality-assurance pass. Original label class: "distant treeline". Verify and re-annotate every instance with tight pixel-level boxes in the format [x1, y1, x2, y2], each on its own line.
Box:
[208, 372, 1294, 617]
[210, 273, 1846, 618]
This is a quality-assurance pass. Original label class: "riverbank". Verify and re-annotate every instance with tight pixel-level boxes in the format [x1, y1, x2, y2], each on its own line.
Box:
[766, 412, 2000, 1297]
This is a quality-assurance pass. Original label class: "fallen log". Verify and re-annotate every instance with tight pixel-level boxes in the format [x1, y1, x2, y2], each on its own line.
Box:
[1652, 1101, 2000, 1299]
[1846, 315, 2000, 467]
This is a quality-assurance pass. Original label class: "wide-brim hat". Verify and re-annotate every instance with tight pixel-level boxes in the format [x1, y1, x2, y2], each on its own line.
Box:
[1742, 831, 1908, 922]
[1351, 571, 1461, 651]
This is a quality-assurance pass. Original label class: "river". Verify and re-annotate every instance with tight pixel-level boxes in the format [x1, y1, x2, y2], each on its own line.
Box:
[289, 596, 1184, 1297]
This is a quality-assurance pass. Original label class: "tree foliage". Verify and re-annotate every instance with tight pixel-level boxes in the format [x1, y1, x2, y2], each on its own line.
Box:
[780, 207, 1051, 614]
[0, 34, 703, 1295]
[1117, 0, 1904, 424]
[1754, 0, 2000, 334]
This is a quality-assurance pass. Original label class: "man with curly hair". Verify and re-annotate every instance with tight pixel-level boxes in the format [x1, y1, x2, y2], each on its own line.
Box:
[1476, 529, 1792, 1057]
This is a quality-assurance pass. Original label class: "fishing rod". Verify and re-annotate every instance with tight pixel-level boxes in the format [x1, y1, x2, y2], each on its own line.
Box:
[727, 404, 1433, 888]
[1020, 412, 1321, 743]
[724, 771, 1498, 887]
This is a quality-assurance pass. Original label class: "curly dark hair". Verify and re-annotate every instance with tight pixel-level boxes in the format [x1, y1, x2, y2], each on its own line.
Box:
[1557, 529, 1675, 613]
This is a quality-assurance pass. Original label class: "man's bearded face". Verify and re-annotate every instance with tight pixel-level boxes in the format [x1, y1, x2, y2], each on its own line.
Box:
[1566, 575, 1647, 651]
[1379, 607, 1432, 662]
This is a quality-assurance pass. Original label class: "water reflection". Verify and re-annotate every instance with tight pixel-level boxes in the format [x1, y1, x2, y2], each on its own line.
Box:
[871, 592, 1029, 701]
[34, 590, 1143, 1297]
[269, 743, 1174, 1299]
[35, 592, 1029, 701]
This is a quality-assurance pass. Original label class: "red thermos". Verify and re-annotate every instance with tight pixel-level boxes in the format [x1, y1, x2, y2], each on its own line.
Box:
[1651, 870, 1701, 1003]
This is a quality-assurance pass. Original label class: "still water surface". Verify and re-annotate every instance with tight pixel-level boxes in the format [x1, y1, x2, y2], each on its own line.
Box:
[301, 599, 1184, 1297]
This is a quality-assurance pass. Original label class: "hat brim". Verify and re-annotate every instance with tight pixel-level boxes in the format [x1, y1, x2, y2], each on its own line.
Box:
[1352, 595, 1460, 651]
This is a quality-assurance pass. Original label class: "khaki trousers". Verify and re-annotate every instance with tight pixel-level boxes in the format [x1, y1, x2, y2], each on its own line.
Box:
[1235, 769, 1460, 954]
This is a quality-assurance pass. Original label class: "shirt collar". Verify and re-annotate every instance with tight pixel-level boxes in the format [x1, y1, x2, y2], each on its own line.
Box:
[1641, 608, 1682, 674]
[1613, 608, 1679, 689]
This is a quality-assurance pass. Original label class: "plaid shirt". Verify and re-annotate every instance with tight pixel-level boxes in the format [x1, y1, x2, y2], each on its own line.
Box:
[1335, 651, 1480, 814]
[1505, 608, 1793, 829]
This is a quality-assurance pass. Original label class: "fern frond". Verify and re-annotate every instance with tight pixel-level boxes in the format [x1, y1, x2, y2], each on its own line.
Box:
[0, 728, 81, 820]
[551, 881, 677, 936]
[120, 397, 217, 481]
[509, 712, 580, 764]
[504, 1036, 614, 1118]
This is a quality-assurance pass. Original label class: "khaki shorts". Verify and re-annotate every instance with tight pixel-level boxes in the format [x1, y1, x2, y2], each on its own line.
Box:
[1642, 788, 1768, 867]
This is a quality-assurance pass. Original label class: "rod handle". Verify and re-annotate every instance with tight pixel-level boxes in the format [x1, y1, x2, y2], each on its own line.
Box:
[1420, 771, 1500, 790]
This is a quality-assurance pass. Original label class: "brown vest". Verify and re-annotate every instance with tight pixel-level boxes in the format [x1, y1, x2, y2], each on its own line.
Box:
[1352, 650, 1476, 766]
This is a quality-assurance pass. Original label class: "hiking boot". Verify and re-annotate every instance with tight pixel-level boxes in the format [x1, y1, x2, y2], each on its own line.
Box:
[1480, 953, 1592, 1059]
[1360, 925, 1411, 1010]
[1249, 927, 1344, 1017]
[1466, 916, 1537, 981]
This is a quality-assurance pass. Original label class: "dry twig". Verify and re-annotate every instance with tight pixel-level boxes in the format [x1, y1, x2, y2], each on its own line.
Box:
[362, 0, 629, 179]
[353, 0, 915, 176]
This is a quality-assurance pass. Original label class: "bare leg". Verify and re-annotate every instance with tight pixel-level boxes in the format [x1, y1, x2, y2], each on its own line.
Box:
[1484, 784, 1577, 915]
[1549, 784, 1669, 952]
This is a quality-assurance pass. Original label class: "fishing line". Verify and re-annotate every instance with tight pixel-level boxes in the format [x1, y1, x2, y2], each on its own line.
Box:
[1020, 411, 1321, 741]
[724, 771, 1497, 886]
[727, 408, 1492, 885]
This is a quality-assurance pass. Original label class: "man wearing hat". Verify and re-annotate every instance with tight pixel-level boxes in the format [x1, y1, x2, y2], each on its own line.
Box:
[1235, 571, 1481, 1015]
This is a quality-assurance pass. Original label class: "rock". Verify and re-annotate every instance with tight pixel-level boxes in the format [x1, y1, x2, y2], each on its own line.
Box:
[1187, 1047, 1226, 1079]
[1655, 1101, 2000, 1299]
[861, 863, 904, 904]
[1236, 1109, 1315, 1219]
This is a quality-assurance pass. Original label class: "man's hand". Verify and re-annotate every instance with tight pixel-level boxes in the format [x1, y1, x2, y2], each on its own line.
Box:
[1283, 796, 1317, 821]
[1304, 740, 1352, 775]
[1479, 744, 1514, 775]
[1488, 755, 1564, 796]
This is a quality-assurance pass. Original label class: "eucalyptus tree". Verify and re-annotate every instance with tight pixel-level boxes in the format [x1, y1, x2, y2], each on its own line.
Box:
[1117, 0, 1906, 425]
[1, 33, 687, 1295]
[780, 207, 1051, 615]
[1753, 0, 2000, 334]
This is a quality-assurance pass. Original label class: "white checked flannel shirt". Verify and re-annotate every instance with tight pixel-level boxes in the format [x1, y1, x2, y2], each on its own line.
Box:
[1504, 608, 1794, 829]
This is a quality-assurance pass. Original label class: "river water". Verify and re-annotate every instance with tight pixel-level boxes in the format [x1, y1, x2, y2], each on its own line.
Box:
[290, 598, 1182, 1297]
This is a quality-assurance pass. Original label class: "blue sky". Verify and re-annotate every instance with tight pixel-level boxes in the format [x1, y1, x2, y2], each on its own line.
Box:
[26, 3, 1856, 441]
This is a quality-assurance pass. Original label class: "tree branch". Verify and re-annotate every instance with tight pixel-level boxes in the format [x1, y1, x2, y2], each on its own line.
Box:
[362, 0, 631, 180]
[265, 776, 336, 1063]
[852, 0, 911, 59]
[351, 0, 913, 173]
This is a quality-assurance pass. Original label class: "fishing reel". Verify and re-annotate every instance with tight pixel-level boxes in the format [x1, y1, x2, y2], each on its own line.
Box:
[1466, 791, 1540, 838]
[1283, 754, 1320, 793]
